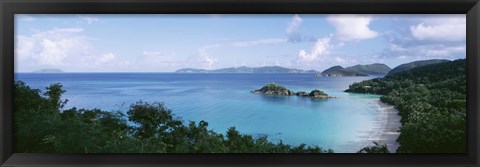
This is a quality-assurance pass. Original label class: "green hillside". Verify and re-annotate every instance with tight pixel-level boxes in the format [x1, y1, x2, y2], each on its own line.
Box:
[345, 63, 391, 75]
[319, 63, 390, 77]
[387, 59, 449, 75]
[346, 59, 466, 153]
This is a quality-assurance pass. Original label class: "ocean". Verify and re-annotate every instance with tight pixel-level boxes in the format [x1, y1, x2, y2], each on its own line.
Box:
[15, 73, 383, 152]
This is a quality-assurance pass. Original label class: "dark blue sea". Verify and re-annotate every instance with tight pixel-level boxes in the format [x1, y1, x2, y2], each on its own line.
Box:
[16, 73, 383, 152]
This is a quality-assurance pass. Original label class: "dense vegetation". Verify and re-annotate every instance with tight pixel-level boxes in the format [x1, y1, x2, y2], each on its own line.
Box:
[251, 83, 295, 96]
[308, 90, 328, 97]
[344, 63, 391, 75]
[357, 142, 389, 153]
[15, 81, 336, 153]
[259, 83, 290, 92]
[318, 63, 391, 77]
[345, 59, 466, 153]
[252, 83, 333, 100]
[387, 59, 449, 76]
[319, 65, 367, 77]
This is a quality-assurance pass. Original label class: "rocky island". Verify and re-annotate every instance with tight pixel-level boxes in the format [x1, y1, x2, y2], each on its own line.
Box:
[298, 89, 332, 99]
[32, 68, 64, 73]
[251, 83, 334, 99]
[251, 83, 295, 96]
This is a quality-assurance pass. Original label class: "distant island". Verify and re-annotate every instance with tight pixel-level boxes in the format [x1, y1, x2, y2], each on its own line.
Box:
[251, 83, 334, 99]
[175, 66, 317, 74]
[317, 63, 391, 77]
[386, 59, 449, 76]
[32, 69, 63, 73]
[175, 59, 449, 76]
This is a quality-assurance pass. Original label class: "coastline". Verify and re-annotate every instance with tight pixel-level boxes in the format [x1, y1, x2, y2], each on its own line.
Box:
[364, 99, 402, 153]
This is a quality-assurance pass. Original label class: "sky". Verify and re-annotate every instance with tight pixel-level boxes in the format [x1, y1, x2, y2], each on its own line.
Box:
[14, 14, 466, 72]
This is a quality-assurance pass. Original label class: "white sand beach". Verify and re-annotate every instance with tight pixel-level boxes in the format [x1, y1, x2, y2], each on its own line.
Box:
[339, 99, 402, 153]
[367, 99, 402, 152]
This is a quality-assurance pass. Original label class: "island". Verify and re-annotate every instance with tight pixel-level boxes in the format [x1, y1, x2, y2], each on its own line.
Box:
[250, 83, 295, 96]
[251, 83, 334, 99]
[317, 63, 391, 77]
[176, 66, 317, 74]
[317, 65, 368, 77]
[32, 68, 64, 73]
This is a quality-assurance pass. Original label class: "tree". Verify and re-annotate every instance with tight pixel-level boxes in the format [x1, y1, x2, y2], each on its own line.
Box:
[346, 59, 466, 153]
[357, 142, 390, 153]
[127, 101, 182, 140]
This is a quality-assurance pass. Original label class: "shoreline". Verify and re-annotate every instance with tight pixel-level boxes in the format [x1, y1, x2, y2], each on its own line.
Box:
[363, 99, 402, 153]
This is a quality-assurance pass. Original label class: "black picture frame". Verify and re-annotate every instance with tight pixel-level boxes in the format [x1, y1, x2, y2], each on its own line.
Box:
[1, 0, 479, 166]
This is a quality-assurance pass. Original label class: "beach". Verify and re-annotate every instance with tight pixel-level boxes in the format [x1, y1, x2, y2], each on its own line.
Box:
[367, 99, 402, 152]
[341, 99, 401, 153]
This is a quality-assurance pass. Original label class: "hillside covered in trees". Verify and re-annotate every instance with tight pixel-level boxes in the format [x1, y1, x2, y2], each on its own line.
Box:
[386, 59, 449, 76]
[345, 59, 466, 153]
[318, 63, 391, 77]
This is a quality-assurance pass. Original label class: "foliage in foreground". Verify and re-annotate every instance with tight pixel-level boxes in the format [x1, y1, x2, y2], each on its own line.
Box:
[346, 59, 466, 153]
[15, 81, 335, 153]
[357, 142, 390, 153]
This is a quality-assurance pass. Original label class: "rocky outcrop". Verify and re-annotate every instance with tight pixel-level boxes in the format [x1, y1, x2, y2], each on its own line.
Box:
[307, 89, 332, 99]
[251, 83, 295, 96]
[252, 83, 334, 99]
[296, 91, 309, 97]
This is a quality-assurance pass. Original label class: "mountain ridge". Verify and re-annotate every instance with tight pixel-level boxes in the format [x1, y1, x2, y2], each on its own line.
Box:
[175, 66, 317, 73]
[318, 63, 391, 77]
[32, 69, 64, 73]
[387, 59, 450, 75]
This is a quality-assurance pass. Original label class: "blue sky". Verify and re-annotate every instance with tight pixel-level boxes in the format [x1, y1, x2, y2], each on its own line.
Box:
[15, 14, 466, 72]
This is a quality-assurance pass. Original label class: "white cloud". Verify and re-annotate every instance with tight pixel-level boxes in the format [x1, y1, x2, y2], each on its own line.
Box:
[383, 42, 465, 59]
[327, 15, 378, 41]
[381, 16, 466, 62]
[142, 51, 172, 57]
[334, 57, 346, 64]
[297, 35, 333, 62]
[79, 15, 99, 24]
[233, 38, 287, 47]
[15, 36, 35, 61]
[15, 27, 130, 72]
[410, 17, 465, 41]
[202, 56, 218, 68]
[286, 15, 302, 34]
[95, 53, 116, 65]
[424, 45, 465, 57]
[286, 14, 303, 42]
[195, 44, 221, 69]
[15, 28, 89, 67]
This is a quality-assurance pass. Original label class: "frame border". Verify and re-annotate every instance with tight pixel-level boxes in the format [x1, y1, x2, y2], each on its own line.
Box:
[1, 0, 479, 166]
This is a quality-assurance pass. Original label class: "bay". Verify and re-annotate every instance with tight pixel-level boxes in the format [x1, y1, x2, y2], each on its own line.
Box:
[15, 73, 382, 152]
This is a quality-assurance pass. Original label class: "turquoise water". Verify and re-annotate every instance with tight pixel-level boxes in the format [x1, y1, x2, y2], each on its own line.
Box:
[15, 73, 382, 152]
